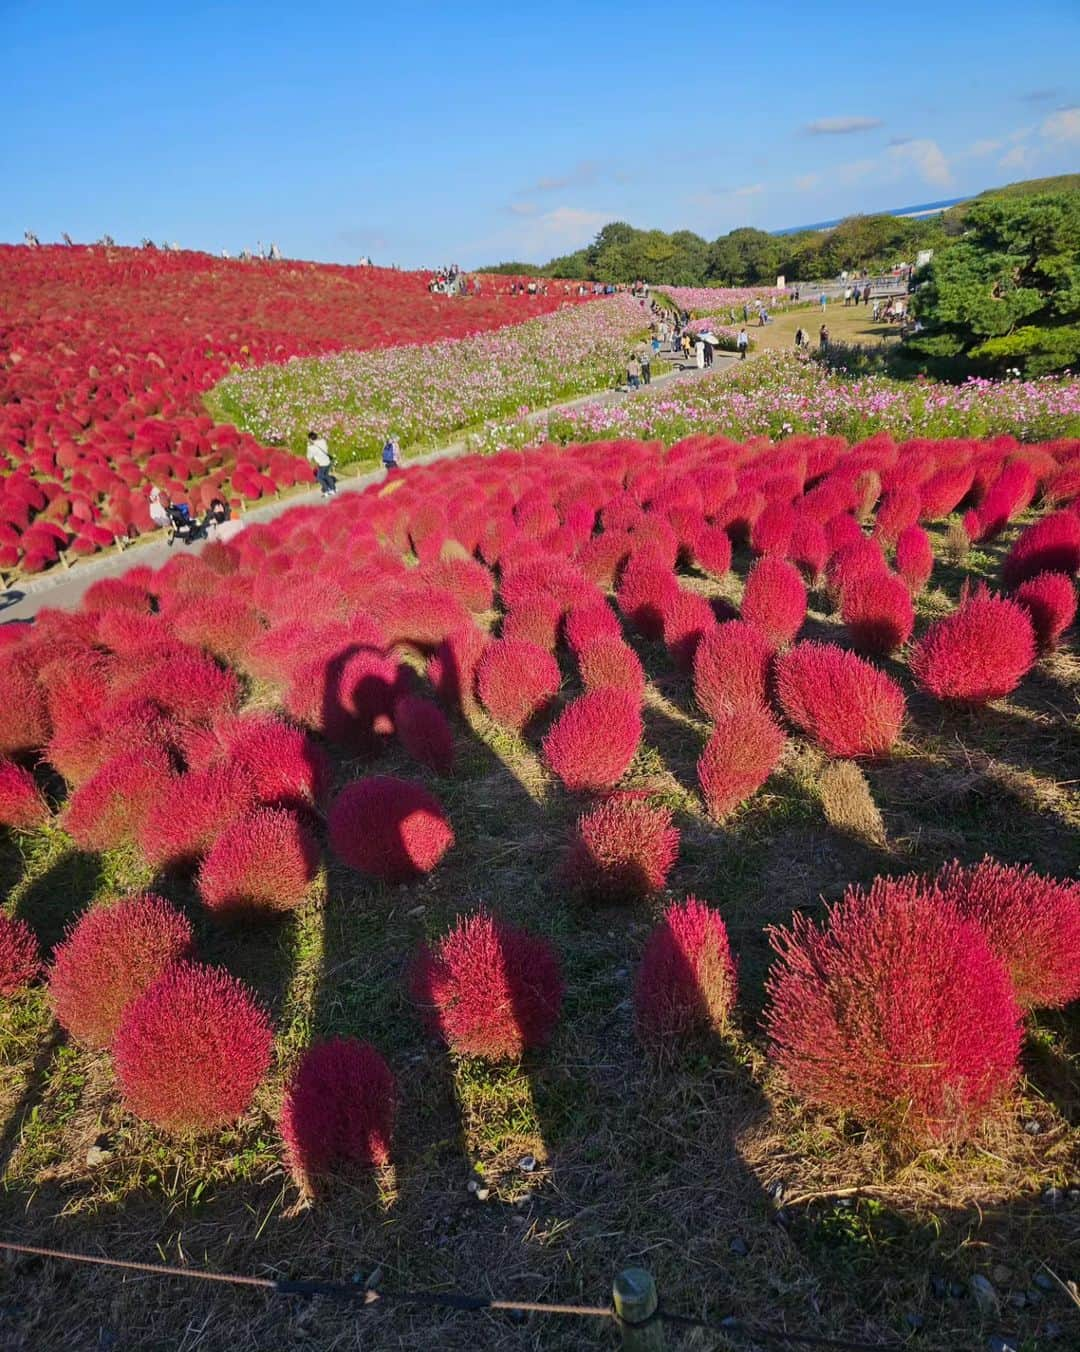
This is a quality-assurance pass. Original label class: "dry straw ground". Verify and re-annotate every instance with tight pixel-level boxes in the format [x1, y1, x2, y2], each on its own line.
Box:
[0, 511, 1077, 1351]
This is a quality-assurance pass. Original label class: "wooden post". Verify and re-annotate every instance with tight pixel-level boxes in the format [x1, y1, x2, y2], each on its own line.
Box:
[613, 1267, 664, 1350]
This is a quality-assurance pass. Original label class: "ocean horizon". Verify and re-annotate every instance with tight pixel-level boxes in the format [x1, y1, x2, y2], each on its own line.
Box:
[772, 197, 968, 236]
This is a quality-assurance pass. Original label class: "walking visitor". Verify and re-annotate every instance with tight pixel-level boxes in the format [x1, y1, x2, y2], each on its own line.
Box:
[737, 328, 749, 360]
[306, 430, 336, 496]
[382, 435, 401, 473]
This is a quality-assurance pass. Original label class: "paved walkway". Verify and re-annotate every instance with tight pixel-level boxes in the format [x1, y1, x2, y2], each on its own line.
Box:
[0, 345, 740, 624]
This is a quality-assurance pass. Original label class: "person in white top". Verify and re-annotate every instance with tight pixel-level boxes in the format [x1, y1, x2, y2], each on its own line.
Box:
[306, 431, 336, 496]
[148, 485, 170, 529]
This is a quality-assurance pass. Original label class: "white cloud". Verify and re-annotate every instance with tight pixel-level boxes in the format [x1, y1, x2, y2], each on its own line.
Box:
[1042, 106, 1080, 142]
[1000, 143, 1036, 170]
[794, 172, 820, 191]
[967, 138, 1003, 157]
[530, 160, 604, 193]
[805, 116, 883, 135]
[507, 202, 539, 217]
[535, 206, 611, 235]
[887, 138, 952, 188]
[835, 157, 880, 186]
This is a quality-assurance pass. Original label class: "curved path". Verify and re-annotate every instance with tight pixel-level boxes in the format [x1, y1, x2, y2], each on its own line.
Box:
[0, 347, 741, 624]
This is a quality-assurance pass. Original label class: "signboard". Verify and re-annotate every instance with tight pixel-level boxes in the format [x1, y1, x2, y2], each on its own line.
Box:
[776, 275, 785, 289]
[915, 250, 934, 269]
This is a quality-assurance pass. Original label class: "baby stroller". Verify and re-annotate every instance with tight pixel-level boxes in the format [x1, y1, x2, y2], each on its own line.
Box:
[166, 502, 205, 547]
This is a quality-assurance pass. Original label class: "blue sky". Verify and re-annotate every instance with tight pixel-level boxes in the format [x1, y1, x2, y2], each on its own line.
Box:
[3, 1, 1078, 268]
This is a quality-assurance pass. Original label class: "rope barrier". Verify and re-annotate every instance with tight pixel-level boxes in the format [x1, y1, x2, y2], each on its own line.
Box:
[0, 1239, 898, 1349]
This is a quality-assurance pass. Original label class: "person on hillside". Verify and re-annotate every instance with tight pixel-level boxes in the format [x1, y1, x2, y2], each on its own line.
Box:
[626, 355, 641, 389]
[819, 324, 829, 351]
[640, 348, 652, 385]
[382, 435, 401, 473]
[863, 283, 871, 306]
[742, 302, 749, 323]
[737, 328, 749, 360]
[759, 307, 768, 327]
[306, 430, 336, 496]
[694, 337, 705, 369]
[843, 286, 852, 307]
[795, 327, 807, 349]
[819, 291, 828, 311]
[703, 337, 714, 368]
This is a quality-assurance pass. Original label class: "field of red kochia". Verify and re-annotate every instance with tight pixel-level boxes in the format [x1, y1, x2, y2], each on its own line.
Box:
[0, 245, 586, 571]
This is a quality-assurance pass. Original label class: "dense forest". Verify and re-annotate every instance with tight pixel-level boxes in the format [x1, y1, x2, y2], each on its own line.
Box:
[484, 174, 1080, 287]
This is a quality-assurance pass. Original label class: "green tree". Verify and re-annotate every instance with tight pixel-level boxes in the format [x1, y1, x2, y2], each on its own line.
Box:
[907, 193, 1080, 376]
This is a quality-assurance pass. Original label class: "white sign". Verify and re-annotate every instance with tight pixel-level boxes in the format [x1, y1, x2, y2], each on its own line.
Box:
[915, 250, 934, 269]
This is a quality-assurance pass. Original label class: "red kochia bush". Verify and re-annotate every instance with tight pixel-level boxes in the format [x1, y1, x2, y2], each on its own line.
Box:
[124, 650, 240, 725]
[1001, 510, 1080, 588]
[542, 689, 642, 791]
[616, 557, 679, 639]
[197, 808, 320, 915]
[909, 585, 1036, 705]
[635, 897, 737, 1043]
[894, 523, 934, 594]
[563, 793, 679, 903]
[410, 911, 563, 1060]
[428, 623, 488, 717]
[393, 694, 455, 774]
[476, 638, 560, 730]
[775, 642, 905, 758]
[936, 858, 1080, 1010]
[697, 705, 785, 819]
[0, 759, 49, 829]
[1014, 571, 1077, 650]
[48, 894, 193, 1047]
[0, 649, 50, 757]
[692, 620, 772, 720]
[502, 593, 562, 651]
[0, 914, 42, 996]
[139, 763, 256, 869]
[328, 776, 454, 881]
[577, 637, 646, 700]
[692, 524, 733, 578]
[63, 747, 176, 851]
[840, 571, 915, 655]
[564, 602, 622, 654]
[662, 590, 719, 671]
[113, 961, 273, 1135]
[740, 556, 806, 650]
[765, 881, 1023, 1143]
[280, 1038, 396, 1191]
[188, 714, 330, 812]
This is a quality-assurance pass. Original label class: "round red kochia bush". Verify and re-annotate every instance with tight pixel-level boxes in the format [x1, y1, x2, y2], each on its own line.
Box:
[894, 523, 934, 595]
[476, 638, 561, 731]
[501, 593, 563, 651]
[0, 914, 42, 996]
[428, 623, 489, 718]
[697, 705, 785, 820]
[280, 1038, 396, 1192]
[0, 759, 49, 830]
[1001, 510, 1080, 588]
[564, 602, 622, 654]
[635, 897, 738, 1044]
[393, 694, 455, 775]
[936, 857, 1080, 1011]
[740, 556, 806, 651]
[197, 808, 320, 915]
[139, 763, 256, 869]
[577, 637, 646, 700]
[662, 590, 719, 671]
[692, 621, 772, 721]
[616, 557, 679, 639]
[774, 642, 905, 758]
[63, 747, 176, 851]
[328, 776, 454, 882]
[1013, 571, 1077, 651]
[113, 961, 273, 1136]
[692, 524, 733, 579]
[840, 571, 915, 655]
[187, 714, 330, 813]
[909, 585, 1036, 705]
[123, 650, 240, 726]
[563, 793, 679, 903]
[48, 894, 193, 1048]
[765, 879, 1023, 1144]
[0, 649, 50, 757]
[542, 689, 642, 792]
[410, 911, 564, 1060]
